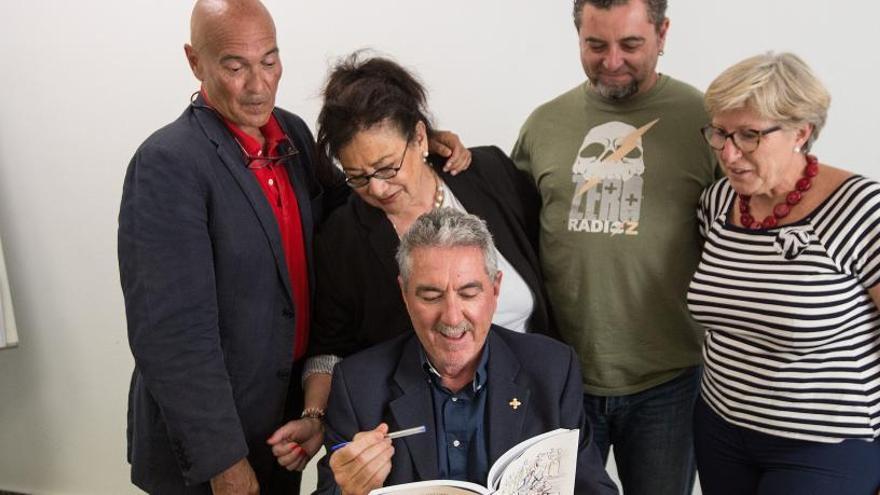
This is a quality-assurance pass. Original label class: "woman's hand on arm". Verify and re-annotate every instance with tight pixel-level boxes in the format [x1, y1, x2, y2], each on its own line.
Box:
[266, 372, 334, 471]
[429, 130, 472, 175]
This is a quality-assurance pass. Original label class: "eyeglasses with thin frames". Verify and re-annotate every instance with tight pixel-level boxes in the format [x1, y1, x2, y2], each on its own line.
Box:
[700, 125, 782, 154]
[234, 138, 299, 170]
[344, 142, 410, 188]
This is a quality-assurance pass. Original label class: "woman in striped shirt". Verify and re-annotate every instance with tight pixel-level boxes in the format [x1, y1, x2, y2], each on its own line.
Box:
[688, 52, 880, 494]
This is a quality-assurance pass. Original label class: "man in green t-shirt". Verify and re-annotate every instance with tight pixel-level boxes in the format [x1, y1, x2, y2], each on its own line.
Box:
[511, 1, 717, 494]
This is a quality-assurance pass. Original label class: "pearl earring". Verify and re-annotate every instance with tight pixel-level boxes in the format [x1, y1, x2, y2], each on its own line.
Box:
[794, 146, 802, 153]
[422, 151, 429, 163]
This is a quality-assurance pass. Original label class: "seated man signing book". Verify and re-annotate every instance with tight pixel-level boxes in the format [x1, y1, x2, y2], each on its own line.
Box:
[314, 209, 617, 495]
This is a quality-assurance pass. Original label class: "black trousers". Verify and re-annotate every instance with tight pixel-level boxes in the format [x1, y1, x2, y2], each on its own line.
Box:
[694, 396, 880, 495]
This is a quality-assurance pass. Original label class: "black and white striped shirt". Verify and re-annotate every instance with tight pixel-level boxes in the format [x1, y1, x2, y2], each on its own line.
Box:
[688, 175, 880, 442]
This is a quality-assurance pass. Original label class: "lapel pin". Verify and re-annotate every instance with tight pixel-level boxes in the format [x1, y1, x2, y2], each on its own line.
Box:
[509, 398, 522, 410]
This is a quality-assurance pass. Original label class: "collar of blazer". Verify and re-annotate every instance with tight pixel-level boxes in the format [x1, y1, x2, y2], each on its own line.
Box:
[386, 329, 531, 480]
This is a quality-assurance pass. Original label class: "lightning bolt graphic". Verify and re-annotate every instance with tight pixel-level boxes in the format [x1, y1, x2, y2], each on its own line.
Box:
[574, 118, 660, 199]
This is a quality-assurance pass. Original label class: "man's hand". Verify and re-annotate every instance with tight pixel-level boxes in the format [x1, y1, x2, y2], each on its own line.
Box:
[329, 423, 395, 495]
[267, 417, 325, 471]
[210, 457, 259, 495]
[429, 130, 472, 175]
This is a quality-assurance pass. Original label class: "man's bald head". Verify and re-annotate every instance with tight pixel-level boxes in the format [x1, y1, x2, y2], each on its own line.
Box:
[190, 0, 276, 55]
[184, 0, 282, 140]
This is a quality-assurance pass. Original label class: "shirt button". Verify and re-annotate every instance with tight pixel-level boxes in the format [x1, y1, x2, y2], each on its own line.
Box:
[452, 440, 461, 447]
[451, 397, 458, 402]
[268, 178, 275, 186]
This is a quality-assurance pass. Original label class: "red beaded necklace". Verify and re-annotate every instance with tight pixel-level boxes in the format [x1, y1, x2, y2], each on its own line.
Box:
[738, 154, 819, 229]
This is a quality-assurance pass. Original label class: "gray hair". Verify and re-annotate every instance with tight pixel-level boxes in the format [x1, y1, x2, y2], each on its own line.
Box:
[573, 0, 668, 32]
[396, 208, 498, 286]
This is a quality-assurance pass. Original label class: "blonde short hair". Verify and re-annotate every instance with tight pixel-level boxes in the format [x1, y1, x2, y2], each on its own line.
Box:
[704, 52, 831, 150]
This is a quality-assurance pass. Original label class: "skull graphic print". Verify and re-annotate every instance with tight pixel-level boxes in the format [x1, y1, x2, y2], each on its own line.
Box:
[568, 119, 659, 236]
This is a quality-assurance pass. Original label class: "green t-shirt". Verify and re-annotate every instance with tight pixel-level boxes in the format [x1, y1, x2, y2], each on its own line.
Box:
[512, 75, 718, 395]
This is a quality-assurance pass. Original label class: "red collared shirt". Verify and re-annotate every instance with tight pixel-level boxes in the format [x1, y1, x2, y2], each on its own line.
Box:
[217, 107, 311, 361]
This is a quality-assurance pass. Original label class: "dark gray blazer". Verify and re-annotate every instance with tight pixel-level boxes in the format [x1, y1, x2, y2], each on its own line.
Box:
[118, 96, 347, 493]
[315, 327, 619, 495]
[308, 146, 557, 360]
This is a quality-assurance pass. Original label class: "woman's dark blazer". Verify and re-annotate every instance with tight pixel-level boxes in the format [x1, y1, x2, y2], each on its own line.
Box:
[308, 145, 557, 359]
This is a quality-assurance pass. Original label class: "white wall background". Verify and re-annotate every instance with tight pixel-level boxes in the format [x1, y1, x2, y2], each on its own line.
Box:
[0, 1, 878, 494]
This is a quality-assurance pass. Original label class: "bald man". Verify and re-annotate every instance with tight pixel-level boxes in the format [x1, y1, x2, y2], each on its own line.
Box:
[118, 1, 468, 493]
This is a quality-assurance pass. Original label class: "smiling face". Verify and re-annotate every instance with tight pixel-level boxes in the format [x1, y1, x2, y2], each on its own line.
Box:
[185, 3, 281, 139]
[399, 245, 500, 389]
[577, 0, 668, 100]
[711, 107, 811, 198]
[337, 121, 431, 215]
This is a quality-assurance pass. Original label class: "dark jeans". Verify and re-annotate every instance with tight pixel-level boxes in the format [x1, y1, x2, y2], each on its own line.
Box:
[694, 395, 880, 495]
[583, 366, 700, 495]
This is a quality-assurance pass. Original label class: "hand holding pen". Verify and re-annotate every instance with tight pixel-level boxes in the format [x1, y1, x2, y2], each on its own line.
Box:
[331, 425, 426, 452]
[328, 423, 396, 495]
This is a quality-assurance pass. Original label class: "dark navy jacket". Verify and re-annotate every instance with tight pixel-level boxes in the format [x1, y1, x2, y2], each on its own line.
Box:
[118, 96, 346, 493]
[316, 327, 619, 495]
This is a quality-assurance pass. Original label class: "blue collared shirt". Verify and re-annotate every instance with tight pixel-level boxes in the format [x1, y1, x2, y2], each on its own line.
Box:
[420, 344, 490, 483]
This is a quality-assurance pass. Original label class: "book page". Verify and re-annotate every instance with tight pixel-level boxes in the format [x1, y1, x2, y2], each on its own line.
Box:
[488, 428, 579, 495]
[368, 429, 579, 495]
[369, 479, 489, 495]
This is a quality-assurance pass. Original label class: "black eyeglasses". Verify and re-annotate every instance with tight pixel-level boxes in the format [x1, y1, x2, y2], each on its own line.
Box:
[344, 143, 409, 188]
[701, 125, 782, 153]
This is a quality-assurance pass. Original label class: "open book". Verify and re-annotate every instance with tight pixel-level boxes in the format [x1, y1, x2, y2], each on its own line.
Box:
[368, 428, 579, 495]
